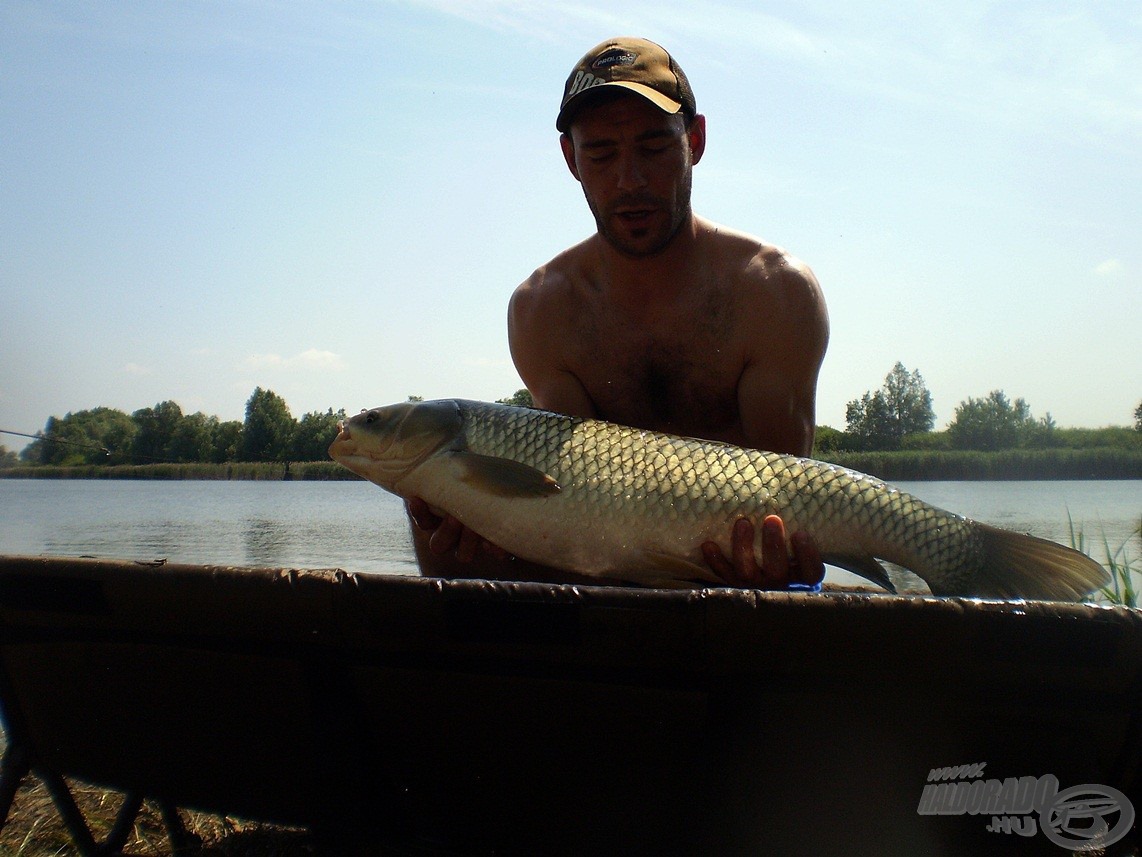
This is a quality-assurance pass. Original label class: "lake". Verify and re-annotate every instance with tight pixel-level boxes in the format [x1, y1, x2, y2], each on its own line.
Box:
[0, 479, 1138, 590]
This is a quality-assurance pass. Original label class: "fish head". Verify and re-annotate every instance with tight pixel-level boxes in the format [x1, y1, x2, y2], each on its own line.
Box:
[328, 399, 462, 491]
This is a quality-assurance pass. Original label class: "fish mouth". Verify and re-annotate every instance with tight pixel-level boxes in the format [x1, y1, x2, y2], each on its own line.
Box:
[328, 421, 356, 461]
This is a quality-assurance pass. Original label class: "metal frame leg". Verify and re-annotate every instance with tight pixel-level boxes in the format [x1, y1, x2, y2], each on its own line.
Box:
[0, 741, 31, 834]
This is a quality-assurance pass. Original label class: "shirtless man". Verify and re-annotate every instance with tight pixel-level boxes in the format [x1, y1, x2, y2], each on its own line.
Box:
[409, 37, 829, 590]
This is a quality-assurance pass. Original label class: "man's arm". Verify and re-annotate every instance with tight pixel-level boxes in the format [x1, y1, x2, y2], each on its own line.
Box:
[736, 255, 829, 456]
[701, 253, 830, 587]
[507, 267, 599, 417]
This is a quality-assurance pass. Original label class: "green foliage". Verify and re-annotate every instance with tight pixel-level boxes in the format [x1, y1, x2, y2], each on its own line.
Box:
[811, 425, 845, 455]
[0, 445, 18, 468]
[291, 408, 346, 462]
[901, 430, 951, 451]
[496, 388, 536, 408]
[241, 387, 295, 462]
[131, 400, 185, 462]
[212, 420, 244, 462]
[169, 412, 221, 463]
[947, 390, 1055, 450]
[26, 407, 138, 465]
[0, 461, 359, 480]
[1069, 514, 1141, 607]
[1134, 400, 1142, 432]
[821, 447, 1142, 481]
[845, 362, 935, 450]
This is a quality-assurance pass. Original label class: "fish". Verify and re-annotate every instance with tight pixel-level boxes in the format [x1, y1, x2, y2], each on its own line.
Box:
[328, 399, 1109, 600]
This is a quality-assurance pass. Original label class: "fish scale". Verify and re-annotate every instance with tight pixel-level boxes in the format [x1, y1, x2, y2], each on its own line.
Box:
[329, 399, 1108, 600]
[461, 400, 962, 578]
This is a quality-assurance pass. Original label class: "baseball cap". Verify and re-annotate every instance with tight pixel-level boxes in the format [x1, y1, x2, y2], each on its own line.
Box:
[556, 37, 696, 133]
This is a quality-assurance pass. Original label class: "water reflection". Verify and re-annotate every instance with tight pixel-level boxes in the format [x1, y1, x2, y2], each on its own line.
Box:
[242, 518, 293, 567]
[2, 478, 1138, 577]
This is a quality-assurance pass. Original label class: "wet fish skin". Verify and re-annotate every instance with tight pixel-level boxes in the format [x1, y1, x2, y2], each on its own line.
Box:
[328, 399, 1109, 600]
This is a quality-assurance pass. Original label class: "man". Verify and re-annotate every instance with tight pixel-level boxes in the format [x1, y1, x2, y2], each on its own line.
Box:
[410, 37, 828, 590]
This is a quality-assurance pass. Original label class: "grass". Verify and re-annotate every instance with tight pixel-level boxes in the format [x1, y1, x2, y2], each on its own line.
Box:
[0, 772, 316, 856]
[4, 447, 1141, 482]
[0, 462, 356, 481]
[823, 447, 1142, 481]
[1069, 513, 1142, 607]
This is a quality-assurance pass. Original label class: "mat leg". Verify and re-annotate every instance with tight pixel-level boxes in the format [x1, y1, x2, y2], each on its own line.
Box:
[159, 800, 202, 854]
[0, 742, 31, 832]
[36, 767, 99, 856]
[103, 792, 145, 854]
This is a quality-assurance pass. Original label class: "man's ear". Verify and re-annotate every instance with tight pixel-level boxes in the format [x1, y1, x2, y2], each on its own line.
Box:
[560, 133, 581, 181]
[687, 114, 707, 166]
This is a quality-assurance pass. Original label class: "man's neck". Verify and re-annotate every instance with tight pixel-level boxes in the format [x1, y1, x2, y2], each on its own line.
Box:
[596, 214, 705, 305]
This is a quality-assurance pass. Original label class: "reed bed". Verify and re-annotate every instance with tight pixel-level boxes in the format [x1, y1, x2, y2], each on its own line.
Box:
[3, 448, 1139, 482]
[0, 462, 357, 481]
[823, 447, 1142, 482]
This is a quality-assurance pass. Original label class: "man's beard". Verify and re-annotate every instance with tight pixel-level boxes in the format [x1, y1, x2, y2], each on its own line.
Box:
[585, 182, 692, 259]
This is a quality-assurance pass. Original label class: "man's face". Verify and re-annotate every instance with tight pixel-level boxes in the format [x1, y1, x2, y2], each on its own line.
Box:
[562, 94, 705, 258]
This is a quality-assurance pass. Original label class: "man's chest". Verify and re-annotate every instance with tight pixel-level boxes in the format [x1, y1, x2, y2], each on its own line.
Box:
[566, 317, 745, 440]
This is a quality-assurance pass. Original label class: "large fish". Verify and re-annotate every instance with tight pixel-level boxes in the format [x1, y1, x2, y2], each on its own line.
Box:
[329, 399, 1108, 600]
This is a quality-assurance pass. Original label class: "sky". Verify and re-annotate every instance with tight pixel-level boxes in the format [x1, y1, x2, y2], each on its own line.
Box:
[2, 0, 1139, 454]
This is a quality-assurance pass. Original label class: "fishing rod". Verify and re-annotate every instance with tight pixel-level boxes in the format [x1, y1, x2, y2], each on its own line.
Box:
[1, 427, 296, 466]
[0, 428, 109, 456]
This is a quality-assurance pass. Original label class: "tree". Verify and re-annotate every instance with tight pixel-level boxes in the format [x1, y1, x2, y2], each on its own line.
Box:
[947, 390, 1035, 450]
[240, 387, 295, 462]
[131, 400, 184, 463]
[844, 362, 934, 450]
[212, 420, 244, 463]
[811, 425, 845, 455]
[168, 412, 219, 463]
[29, 408, 138, 465]
[496, 389, 535, 408]
[0, 445, 18, 468]
[1135, 401, 1142, 432]
[292, 409, 346, 461]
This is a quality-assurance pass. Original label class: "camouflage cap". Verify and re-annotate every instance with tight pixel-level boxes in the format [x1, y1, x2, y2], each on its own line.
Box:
[557, 37, 696, 132]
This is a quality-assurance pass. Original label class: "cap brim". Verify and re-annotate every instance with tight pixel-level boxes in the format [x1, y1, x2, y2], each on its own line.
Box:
[557, 81, 683, 132]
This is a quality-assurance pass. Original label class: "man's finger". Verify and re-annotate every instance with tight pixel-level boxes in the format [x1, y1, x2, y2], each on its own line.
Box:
[759, 515, 790, 588]
[456, 524, 482, 563]
[702, 541, 736, 584]
[731, 518, 762, 587]
[483, 540, 511, 561]
[429, 514, 464, 555]
[790, 530, 825, 586]
[407, 497, 442, 531]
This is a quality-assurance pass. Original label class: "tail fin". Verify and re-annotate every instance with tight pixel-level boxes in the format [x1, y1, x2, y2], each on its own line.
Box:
[962, 524, 1110, 601]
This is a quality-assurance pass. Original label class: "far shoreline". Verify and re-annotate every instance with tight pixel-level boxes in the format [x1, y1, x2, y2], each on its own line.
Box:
[1, 447, 1140, 482]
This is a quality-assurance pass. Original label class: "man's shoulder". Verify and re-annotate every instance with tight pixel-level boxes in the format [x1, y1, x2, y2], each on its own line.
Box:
[702, 220, 820, 296]
[513, 236, 598, 305]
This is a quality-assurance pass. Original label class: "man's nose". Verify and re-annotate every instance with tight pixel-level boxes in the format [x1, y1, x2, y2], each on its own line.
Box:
[616, 154, 647, 190]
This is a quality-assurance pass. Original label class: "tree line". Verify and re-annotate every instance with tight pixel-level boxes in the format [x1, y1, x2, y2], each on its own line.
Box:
[5, 388, 342, 467]
[1, 375, 1138, 469]
[817, 362, 1141, 454]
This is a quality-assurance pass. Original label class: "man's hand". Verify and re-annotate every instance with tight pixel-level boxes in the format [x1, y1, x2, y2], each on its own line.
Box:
[701, 515, 825, 590]
[406, 497, 510, 562]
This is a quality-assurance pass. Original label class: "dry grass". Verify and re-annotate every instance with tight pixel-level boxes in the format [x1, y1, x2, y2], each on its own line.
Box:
[0, 773, 316, 856]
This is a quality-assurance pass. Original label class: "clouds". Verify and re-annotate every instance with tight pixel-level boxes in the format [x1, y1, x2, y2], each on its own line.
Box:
[242, 348, 345, 372]
[1094, 258, 1126, 278]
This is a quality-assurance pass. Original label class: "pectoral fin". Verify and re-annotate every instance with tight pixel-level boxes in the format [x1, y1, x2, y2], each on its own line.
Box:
[452, 452, 561, 498]
[622, 549, 724, 588]
[821, 553, 897, 593]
